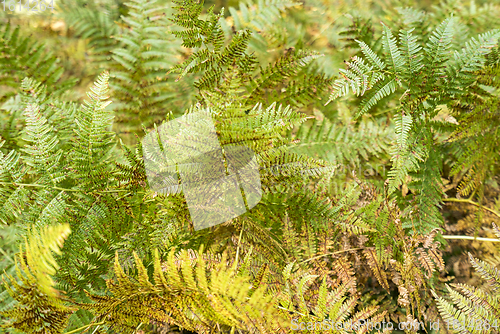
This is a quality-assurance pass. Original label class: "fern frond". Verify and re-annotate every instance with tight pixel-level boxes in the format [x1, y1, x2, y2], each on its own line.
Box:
[325, 55, 385, 104]
[21, 104, 64, 184]
[0, 149, 28, 225]
[70, 71, 116, 190]
[363, 248, 390, 290]
[434, 245, 500, 334]
[58, 0, 120, 67]
[381, 23, 404, 75]
[84, 248, 287, 333]
[288, 117, 391, 167]
[387, 112, 423, 194]
[229, 0, 300, 33]
[357, 77, 398, 117]
[248, 49, 324, 104]
[398, 28, 424, 79]
[423, 17, 455, 72]
[0, 23, 76, 104]
[357, 39, 386, 71]
[446, 29, 500, 98]
[110, 0, 190, 141]
[0, 224, 75, 333]
[468, 253, 500, 291]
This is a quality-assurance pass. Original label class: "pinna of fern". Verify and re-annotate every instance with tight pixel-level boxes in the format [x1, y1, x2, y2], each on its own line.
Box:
[287, 115, 392, 176]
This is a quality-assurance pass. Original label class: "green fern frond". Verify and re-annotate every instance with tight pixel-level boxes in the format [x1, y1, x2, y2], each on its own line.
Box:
[338, 15, 375, 50]
[0, 224, 75, 333]
[387, 112, 423, 194]
[381, 23, 404, 75]
[58, 0, 120, 67]
[446, 29, 500, 95]
[468, 252, 500, 290]
[0, 23, 76, 104]
[357, 77, 399, 117]
[357, 39, 386, 71]
[229, 0, 300, 33]
[423, 17, 455, 72]
[21, 104, 64, 183]
[398, 28, 423, 79]
[325, 55, 385, 104]
[288, 117, 391, 168]
[70, 71, 116, 191]
[109, 0, 190, 141]
[0, 149, 28, 225]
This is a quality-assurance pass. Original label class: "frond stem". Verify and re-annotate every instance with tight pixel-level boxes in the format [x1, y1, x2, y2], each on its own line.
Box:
[0, 246, 14, 263]
[443, 198, 500, 219]
[234, 220, 245, 266]
[0, 182, 131, 193]
[0, 182, 81, 192]
[442, 235, 500, 242]
[64, 321, 106, 334]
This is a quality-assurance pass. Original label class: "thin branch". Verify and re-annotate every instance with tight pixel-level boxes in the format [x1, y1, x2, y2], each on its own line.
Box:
[277, 305, 307, 317]
[0, 182, 131, 193]
[0, 182, 81, 192]
[0, 247, 14, 263]
[443, 198, 500, 219]
[64, 321, 106, 334]
[234, 220, 245, 266]
[442, 235, 500, 242]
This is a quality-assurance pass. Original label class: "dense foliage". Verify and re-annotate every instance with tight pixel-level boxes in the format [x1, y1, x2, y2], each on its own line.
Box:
[1, 0, 500, 333]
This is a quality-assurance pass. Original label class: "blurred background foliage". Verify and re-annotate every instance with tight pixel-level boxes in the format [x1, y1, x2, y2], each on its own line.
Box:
[2, 0, 499, 120]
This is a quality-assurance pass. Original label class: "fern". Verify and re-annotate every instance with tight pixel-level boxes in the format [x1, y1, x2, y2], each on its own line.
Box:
[387, 112, 421, 195]
[276, 262, 387, 333]
[228, 0, 301, 57]
[2, 2, 500, 333]
[0, 23, 77, 104]
[287, 117, 392, 179]
[434, 226, 500, 334]
[70, 71, 116, 191]
[58, 0, 122, 68]
[109, 0, 191, 142]
[326, 17, 500, 233]
[170, 0, 331, 110]
[83, 248, 287, 333]
[0, 224, 75, 333]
